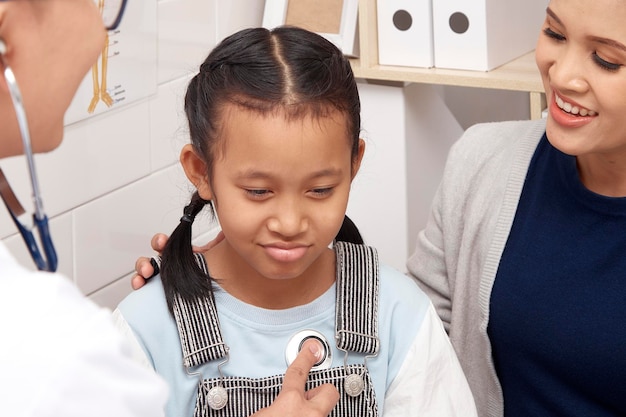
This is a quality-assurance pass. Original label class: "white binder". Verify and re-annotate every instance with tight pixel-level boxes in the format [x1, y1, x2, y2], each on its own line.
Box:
[377, 0, 434, 68]
[432, 0, 546, 71]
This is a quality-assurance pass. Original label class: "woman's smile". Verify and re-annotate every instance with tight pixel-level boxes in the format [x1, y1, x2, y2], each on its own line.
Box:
[548, 90, 597, 129]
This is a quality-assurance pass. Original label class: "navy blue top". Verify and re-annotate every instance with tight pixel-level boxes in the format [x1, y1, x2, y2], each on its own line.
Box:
[488, 134, 626, 416]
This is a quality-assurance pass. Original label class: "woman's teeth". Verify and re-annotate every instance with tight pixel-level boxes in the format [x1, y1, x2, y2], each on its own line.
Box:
[556, 95, 596, 117]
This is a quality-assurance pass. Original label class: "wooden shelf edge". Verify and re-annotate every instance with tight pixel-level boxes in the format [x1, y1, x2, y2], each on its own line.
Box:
[350, 51, 544, 93]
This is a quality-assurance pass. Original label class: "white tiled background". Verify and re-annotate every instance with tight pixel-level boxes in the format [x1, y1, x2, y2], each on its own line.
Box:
[1, 0, 530, 310]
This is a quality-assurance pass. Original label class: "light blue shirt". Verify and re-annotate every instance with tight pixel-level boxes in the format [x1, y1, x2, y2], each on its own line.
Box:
[116, 262, 476, 417]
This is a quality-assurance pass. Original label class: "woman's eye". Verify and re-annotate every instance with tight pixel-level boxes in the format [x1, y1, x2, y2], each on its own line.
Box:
[543, 27, 565, 42]
[592, 53, 622, 72]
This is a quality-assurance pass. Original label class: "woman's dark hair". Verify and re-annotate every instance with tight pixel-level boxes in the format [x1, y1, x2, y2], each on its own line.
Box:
[160, 26, 363, 312]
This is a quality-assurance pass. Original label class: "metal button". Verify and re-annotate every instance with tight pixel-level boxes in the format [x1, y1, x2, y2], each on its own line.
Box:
[344, 373, 365, 397]
[206, 385, 228, 410]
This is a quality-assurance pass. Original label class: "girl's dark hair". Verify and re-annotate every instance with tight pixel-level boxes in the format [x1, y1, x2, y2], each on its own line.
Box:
[160, 26, 363, 312]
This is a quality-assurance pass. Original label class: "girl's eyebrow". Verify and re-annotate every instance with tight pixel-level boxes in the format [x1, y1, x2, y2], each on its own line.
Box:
[546, 6, 626, 52]
[236, 168, 343, 180]
[308, 168, 343, 179]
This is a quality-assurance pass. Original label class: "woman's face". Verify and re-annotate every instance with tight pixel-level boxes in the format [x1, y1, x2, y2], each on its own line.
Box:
[0, 0, 106, 158]
[536, 0, 626, 160]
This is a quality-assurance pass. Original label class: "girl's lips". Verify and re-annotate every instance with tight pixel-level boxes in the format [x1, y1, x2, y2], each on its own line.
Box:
[264, 245, 309, 262]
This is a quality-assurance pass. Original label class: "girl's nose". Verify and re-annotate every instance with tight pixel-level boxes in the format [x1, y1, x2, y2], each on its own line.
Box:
[266, 199, 308, 237]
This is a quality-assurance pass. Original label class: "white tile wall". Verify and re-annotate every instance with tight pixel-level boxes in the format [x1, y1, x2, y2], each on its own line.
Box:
[215, 0, 266, 40]
[149, 77, 191, 170]
[73, 165, 188, 295]
[158, 0, 216, 84]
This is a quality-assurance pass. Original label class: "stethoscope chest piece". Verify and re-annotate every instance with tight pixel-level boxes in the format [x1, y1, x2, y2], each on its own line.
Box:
[285, 329, 333, 371]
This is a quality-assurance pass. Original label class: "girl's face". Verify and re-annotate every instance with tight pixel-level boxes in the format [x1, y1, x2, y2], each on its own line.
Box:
[196, 106, 363, 283]
[536, 0, 626, 159]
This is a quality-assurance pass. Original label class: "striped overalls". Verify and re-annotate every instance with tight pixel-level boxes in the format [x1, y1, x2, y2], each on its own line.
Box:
[172, 241, 382, 417]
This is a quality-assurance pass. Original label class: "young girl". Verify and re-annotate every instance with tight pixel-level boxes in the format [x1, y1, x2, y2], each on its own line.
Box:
[114, 26, 476, 417]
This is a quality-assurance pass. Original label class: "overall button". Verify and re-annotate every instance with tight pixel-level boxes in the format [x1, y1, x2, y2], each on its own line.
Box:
[344, 373, 365, 397]
[206, 385, 228, 410]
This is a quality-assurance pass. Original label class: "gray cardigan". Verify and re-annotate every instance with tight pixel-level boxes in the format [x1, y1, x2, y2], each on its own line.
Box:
[407, 119, 547, 417]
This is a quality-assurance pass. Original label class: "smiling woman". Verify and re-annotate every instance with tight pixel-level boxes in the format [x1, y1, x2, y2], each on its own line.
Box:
[536, 1, 626, 190]
[408, 0, 626, 416]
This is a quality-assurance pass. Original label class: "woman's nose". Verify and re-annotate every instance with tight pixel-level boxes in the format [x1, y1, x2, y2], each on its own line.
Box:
[549, 46, 589, 94]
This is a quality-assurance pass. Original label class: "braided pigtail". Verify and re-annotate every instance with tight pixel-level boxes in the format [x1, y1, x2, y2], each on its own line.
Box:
[160, 191, 213, 314]
[334, 215, 363, 245]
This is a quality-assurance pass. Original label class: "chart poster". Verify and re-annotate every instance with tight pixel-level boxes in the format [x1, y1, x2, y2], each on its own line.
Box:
[64, 0, 157, 125]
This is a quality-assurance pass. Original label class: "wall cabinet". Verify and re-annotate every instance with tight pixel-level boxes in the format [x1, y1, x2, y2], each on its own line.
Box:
[351, 0, 546, 119]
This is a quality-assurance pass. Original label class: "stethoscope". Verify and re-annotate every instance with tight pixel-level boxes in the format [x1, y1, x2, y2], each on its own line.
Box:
[0, 0, 128, 272]
[0, 38, 57, 272]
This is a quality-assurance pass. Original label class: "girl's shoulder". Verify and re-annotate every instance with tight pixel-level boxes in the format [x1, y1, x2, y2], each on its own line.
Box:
[335, 242, 430, 316]
[378, 263, 431, 318]
[116, 275, 171, 329]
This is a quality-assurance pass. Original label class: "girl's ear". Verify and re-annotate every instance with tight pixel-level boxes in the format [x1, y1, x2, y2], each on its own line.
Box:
[351, 138, 366, 180]
[180, 144, 213, 200]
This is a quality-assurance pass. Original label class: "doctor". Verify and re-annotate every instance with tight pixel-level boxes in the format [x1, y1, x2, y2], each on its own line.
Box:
[0, 1, 336, 416]
[0, 1, 168, 416]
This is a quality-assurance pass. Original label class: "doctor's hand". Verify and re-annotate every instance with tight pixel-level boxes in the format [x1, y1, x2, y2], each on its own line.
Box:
[252, 339, 340, 417]
[130, 231, 224, 290]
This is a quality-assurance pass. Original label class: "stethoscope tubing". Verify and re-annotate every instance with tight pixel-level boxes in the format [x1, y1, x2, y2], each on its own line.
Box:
[0, 38, 58, 272]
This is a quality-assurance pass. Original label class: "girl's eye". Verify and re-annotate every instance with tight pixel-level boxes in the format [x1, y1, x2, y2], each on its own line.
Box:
[543, 27, 565, 42]
[592, 53, 622, 72]
[310, 187, 333, 198]
[245, 189, 271, 199]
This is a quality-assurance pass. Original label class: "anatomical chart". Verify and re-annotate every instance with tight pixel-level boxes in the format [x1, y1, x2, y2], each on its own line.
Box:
[64, 0, 157, 125]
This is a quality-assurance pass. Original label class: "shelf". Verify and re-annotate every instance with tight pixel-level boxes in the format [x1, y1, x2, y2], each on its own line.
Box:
[350, 51, 543, 93]
[353, 0, 546, 119]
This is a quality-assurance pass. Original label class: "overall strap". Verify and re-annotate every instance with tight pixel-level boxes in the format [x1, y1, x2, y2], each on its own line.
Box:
[172, 253, 228, 368]
[334, 241, 380, 355]
[173, 244, 381, 368]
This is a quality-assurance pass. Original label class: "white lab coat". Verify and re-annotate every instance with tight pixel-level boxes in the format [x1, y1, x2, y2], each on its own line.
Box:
[0, 242, 168, 417]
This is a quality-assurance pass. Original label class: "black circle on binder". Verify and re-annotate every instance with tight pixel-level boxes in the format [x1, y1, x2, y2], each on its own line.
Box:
[392, 10, 412, 31]
[449, 12, 470, 34]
